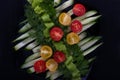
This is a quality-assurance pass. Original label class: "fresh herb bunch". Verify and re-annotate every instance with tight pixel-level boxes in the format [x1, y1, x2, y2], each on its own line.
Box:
[14, 0, 102, 80]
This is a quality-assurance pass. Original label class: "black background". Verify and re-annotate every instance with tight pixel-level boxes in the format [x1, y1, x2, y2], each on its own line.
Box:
[0, 0, 120, 80]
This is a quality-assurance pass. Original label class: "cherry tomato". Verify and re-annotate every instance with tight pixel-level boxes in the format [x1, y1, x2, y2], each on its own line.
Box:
[53, 51, 66, 63]
[70, 20, 82, 33]
[34, 60, 46, 73]
[66, 32, 80, 45]
[40, 45, 53, 59]
[59, 12, 71, 26]
[46, 59, 58, 72]
[73, 4, 86, 16]
[50, 27, 64, 41]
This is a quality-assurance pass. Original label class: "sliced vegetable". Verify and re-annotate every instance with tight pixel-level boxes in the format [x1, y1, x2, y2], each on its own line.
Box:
[73, 4, 86, 16]
[21, 57, 43, 69]
[19, 23, 32, 33]
[83, 43, 103, 56]
[70, 20, 82, 33]
[59, 12, 71, 26]
[81, 21, 96, 33]
[54, 0, 61, 6]
[46, 59, 58, 72]
[74, 10, 97, 21]
[78, 37, 93, 47]
[27, 67, 35, 73]
[78, 32, 87, 40]
[14, 37, 35, 50]
[32, 46, 41, 53]
[25, 52, 40, 63]
[55, 0, 73, 12]
[34, 60, 46, 73]
[53, 51, 66, 63]
[25, 41, 38, 50]
[13, 30, 35, 42]
[80, 36, 101, 51]
[66, 32, 80, 45]
[50, 27, 64, 41]
[40, 45, 53, 59]
[81, 15, 101, 25]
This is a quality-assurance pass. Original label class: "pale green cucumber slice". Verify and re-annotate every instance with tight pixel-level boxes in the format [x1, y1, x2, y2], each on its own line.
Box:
[21, 57, 43, 69]
[81, 15, 101, 25]
[83, 43, 103, 56]
[73, 10, 98, 20]
[78, 37, 93, 47]
[80, 36, 101, 51]
[14, 37, 35, 50]
[55, 0, 74, 12]
[25, 52, 40, 63]
[19, 23, 32, 33]
[25, 41, 38, 50]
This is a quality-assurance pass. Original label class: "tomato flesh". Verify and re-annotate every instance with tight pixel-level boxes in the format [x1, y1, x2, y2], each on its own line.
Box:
[34, 60, 46, 73]
[50, 27, 64, 41]
[71, 20, 82, 33]
[73, 4, 86, 16]
[53, 51, 66, 63]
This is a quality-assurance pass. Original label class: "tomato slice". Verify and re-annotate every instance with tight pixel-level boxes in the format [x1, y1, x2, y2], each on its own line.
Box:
[53, 51, 66, 63]
[40, 45, 53, 59]
[66, 32, 80, 45]
[59, 12, 71, 26]
[70, 20, 82, 33]
[50, 27, 64, 41]
[34, 60, 46, 73]
[73, 4, 86, 16]
[46, 59, 58, 72]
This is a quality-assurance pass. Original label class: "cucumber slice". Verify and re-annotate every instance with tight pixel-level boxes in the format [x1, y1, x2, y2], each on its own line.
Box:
[78, 37, 93, 47]
[25, 41, 38, 50]
[50, 71, 62, 80]
[32, 46, 41, 53]
[79, 32, 87, 40]
[13, 29, 35, 42]
[21, 57, 43, 69]
[81, 15, 101, 25]
[81, 22, 96, 33]
[46, 71, 62, 80]
[19, 23, 32, 33]
[14, 37, 35, 50]
[80, 36, 101, 51]
[27, 67, 35, 73]
[74, 10, 98, 21]
[67, 9, 73, 16]
[55, 0, 73, 12]
[25, 52, 40, 63]
[54, 0, 61, 6]
[83, 43, 103, 56]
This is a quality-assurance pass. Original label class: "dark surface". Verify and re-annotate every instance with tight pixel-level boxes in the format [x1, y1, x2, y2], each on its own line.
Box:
[0, 0, 120, 80]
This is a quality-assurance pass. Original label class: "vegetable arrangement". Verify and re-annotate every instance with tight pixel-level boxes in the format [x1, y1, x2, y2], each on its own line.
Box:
[14, 0, 102, 80]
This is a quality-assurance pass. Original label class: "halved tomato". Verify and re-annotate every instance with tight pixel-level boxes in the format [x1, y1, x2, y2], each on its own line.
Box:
[70, 20, 82, 33]
[40, 45, 53, 59]
[59, 12, 71, 26]
[53, 51, 66, 63]
[46, 59, 58, 72]
[66, 32, 80, 45]
[50, 27, 64, 41]
[34, 60, 46, 73]
[73, 4, 86, 16]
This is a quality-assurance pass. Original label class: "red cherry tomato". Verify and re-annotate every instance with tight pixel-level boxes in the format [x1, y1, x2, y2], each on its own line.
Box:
[70, 20, 82, 33]
[53, 51, 66, 63]
[34, 60, 46, 73]
[73, 4, 86, 16]
[50, 27, 64, 41]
